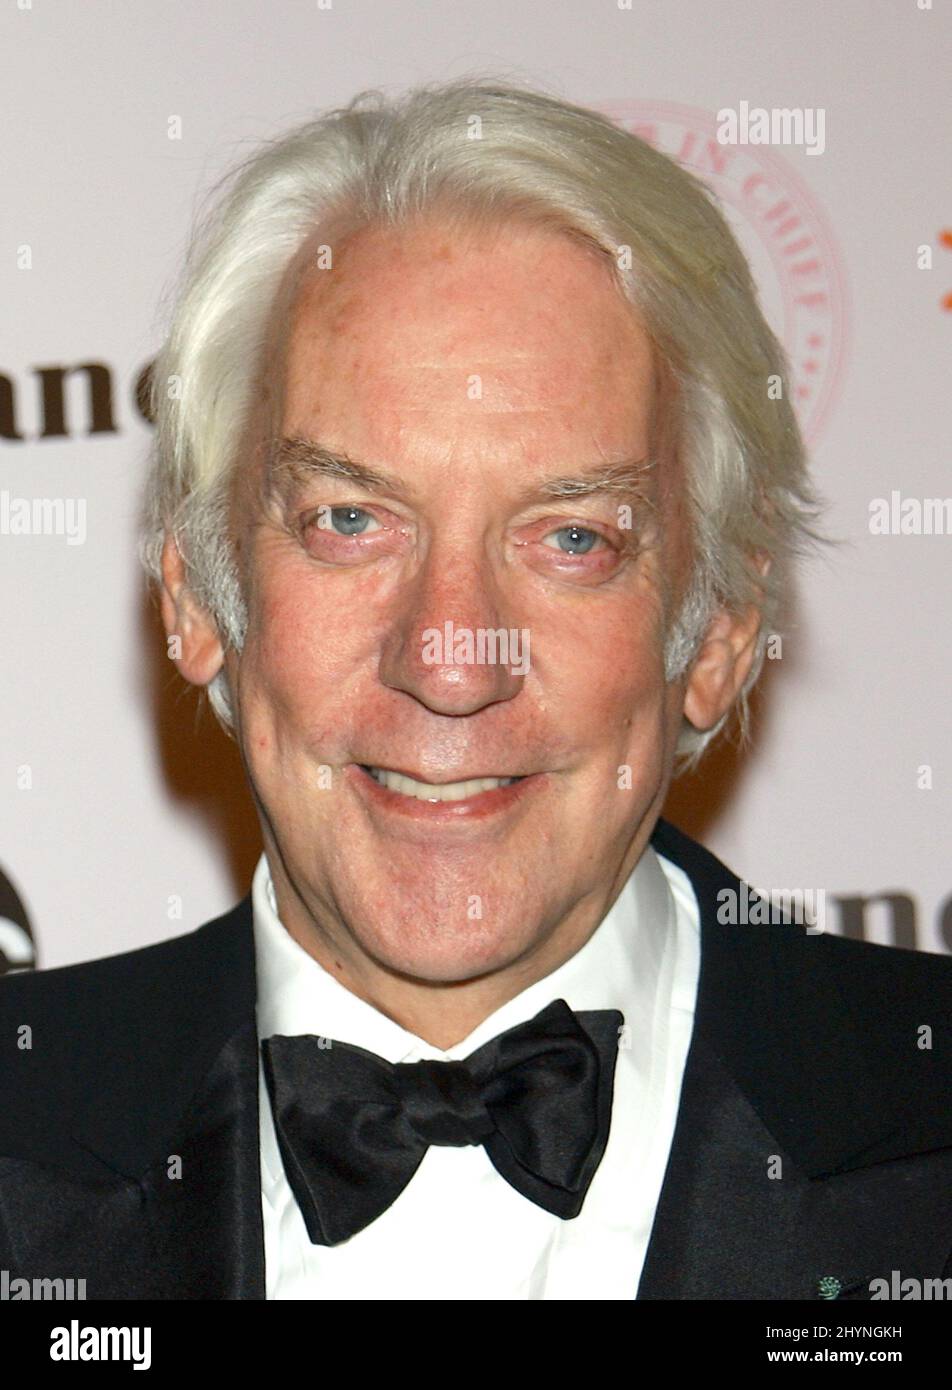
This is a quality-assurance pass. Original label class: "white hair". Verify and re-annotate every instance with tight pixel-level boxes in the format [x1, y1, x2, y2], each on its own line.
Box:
[138, 77, 828, 771]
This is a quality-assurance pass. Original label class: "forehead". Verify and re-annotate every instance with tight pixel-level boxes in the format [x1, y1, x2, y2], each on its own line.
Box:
[280, 215, 655, 426]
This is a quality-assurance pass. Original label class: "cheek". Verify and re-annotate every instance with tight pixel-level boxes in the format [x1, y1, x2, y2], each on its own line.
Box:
[569, 610, 667, 731]
[257, 559, 328, 662]
[240, 579, 340, 734]
[238, 566, 388, 780]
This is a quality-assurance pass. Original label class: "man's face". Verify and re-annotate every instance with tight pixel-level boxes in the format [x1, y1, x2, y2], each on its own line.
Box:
[223, 214, 693, 995]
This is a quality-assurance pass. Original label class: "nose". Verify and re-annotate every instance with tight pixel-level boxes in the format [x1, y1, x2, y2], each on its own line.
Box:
[377, 544, 528, 717]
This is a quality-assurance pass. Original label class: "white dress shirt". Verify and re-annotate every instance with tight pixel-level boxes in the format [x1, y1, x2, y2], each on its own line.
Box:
[253, 840, 701, 1300]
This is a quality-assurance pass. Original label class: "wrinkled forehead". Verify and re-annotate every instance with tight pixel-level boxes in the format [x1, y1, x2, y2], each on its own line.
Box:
[291, 216, 651, 428]
[241, 210, 684, 534]
[296, 215, 644, 357]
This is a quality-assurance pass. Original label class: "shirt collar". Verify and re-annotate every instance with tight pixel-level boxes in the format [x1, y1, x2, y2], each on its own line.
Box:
[253, 842, 678, 1064]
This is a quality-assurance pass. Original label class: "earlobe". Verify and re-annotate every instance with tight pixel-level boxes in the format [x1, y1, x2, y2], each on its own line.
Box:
[158, 533, 226, 687]
[681, 602, 762, 733]
[682, 551, 770, 733]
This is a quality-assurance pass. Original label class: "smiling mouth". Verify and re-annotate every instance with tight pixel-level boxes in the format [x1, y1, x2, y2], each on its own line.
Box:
[358, 764, 527, 802]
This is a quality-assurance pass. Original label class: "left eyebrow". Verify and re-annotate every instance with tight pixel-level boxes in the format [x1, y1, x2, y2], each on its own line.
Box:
[523, 458, 656, 504]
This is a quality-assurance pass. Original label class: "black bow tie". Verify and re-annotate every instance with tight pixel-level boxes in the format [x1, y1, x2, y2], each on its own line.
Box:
[261, 999, 624, 1245]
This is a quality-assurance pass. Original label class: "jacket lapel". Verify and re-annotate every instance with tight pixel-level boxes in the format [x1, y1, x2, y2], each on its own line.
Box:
[639, 819, 952, 1299]
[138, 1020, 265, 1298]
[64, 897, 265, 1299]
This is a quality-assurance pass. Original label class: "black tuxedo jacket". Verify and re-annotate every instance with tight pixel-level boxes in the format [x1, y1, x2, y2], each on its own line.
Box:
[1, 819, 951, 1300]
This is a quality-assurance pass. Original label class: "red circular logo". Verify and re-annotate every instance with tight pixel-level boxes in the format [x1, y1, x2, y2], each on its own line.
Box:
[598, 100, 849, 446]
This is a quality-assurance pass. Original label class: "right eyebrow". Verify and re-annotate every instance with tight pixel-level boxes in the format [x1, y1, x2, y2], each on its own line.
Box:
[268, 437, 405, 497]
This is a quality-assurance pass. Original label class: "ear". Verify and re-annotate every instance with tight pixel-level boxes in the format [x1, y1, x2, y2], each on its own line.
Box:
[158, 533, 225, 687]
[681, 557, 769, 733]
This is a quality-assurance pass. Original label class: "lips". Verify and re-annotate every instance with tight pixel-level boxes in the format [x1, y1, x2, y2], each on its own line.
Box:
[359, 765, 526, 803]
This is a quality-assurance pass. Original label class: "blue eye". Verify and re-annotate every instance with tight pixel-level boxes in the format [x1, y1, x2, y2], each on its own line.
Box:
[325, 506, 376, 536]
[544, 525, 600, 555]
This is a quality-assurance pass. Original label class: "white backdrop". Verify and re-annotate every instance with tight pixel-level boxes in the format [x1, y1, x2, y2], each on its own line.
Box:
[1, 0, 949, 970]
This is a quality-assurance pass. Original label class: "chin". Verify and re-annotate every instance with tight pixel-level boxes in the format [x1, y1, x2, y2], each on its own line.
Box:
[358, 917, 535, 986]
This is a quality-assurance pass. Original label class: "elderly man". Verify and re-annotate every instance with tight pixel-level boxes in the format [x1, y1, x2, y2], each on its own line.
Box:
[1, 80, 950, 1303]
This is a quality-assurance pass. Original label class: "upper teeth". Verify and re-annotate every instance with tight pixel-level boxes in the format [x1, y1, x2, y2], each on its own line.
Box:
[364, 766, 521, 802]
